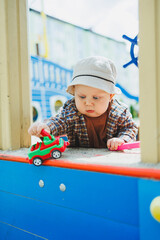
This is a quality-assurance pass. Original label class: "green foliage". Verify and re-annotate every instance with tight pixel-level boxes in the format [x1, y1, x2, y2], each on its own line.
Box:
[130, 105, 139, 119]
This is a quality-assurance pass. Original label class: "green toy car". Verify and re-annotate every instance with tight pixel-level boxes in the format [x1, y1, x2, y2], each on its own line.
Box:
[28, 129, 69, 166]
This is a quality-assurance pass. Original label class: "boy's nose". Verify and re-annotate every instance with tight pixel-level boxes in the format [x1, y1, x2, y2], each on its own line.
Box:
[85, 99, 93, 105]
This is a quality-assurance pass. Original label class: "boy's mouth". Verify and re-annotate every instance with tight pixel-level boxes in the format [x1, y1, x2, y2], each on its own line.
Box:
[86, 110, 94, 113]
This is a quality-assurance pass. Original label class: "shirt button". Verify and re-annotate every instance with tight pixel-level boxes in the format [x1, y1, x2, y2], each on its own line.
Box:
[73, 116, 77, 120]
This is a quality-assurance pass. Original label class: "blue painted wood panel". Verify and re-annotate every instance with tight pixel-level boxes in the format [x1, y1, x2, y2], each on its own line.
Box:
[0, 160, 139, 225]
[138, 179, 160, 240]
[0, 160, 139, 239]
[0, 191, 138, 240]
[0, 222, 45, 240]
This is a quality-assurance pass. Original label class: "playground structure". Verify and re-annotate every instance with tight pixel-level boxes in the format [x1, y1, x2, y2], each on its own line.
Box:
[122, 35, 138, 68]
[0, 0, 160, 239]
[30, 56, 72, 121]
[0, 149, 160, 240]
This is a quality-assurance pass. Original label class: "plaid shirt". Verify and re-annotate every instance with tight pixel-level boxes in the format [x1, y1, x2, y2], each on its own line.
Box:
[46, 98, 138, 147]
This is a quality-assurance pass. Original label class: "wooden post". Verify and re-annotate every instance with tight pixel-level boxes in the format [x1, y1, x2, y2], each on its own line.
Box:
[0, 0, 31, 150]
[139, 0, 160, 163]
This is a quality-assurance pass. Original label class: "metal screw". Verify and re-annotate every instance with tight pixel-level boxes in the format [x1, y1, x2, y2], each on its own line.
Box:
[39, 180, 44, 188]
[59, 183, 66, 192]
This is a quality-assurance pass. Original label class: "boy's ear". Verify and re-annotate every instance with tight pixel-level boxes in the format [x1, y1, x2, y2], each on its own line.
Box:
[72, 86, 75, 95]
[110, 94, 115, 100]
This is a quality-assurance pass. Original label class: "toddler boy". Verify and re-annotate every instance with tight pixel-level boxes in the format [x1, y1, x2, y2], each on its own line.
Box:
[28, 56, 138, 150]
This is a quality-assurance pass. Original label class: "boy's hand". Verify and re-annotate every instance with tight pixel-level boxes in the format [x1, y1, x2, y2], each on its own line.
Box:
[107, 138, 125, 151]
[28, 122, 50, 138]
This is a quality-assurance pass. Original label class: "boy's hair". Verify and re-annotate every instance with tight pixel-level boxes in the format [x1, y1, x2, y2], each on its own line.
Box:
[66, 56, 121, 96]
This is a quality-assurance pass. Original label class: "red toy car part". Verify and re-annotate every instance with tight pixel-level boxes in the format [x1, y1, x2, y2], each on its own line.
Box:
[27, 129, 69, 166]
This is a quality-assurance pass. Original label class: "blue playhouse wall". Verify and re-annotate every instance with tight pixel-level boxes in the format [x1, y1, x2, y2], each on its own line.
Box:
[31, 56, 73, 121]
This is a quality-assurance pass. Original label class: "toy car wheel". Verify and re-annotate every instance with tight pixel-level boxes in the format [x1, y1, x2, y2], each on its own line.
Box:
[51, 150, 61, 159]
[33, 157, 43, 166]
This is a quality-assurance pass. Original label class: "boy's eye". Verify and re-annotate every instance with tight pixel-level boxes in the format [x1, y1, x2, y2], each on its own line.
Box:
[79, 96, 86, 99]
[93, 96, 99, 100]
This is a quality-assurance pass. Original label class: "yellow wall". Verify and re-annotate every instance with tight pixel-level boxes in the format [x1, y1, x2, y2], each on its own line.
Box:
[139, 0, 160, 163]
[0, 0, 31, 150]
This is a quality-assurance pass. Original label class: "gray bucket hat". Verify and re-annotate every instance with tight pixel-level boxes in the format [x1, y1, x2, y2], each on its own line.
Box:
[66, 56, 121, 95]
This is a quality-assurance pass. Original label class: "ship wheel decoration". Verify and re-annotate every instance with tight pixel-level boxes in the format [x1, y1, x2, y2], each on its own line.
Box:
[122, 35, 138, 68]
